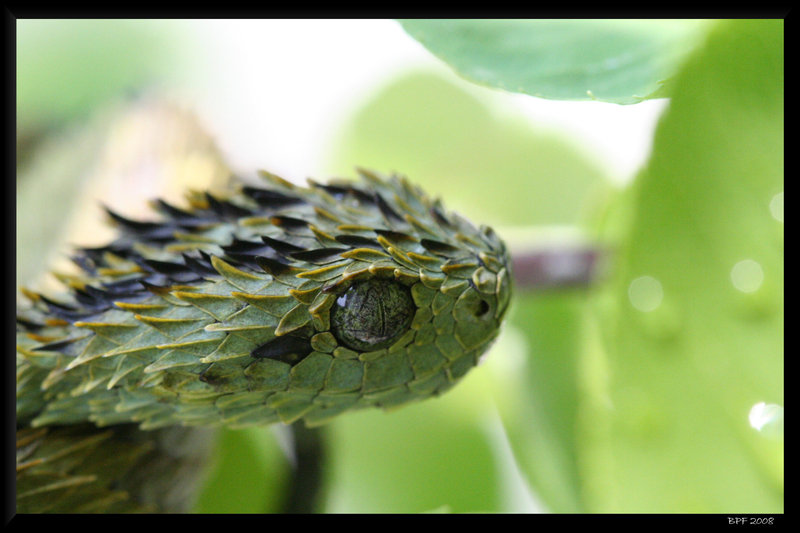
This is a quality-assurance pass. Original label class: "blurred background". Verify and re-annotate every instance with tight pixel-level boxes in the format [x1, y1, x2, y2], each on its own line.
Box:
[16, 19, 783, 513]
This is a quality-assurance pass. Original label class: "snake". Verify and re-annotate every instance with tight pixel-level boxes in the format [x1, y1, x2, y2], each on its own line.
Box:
[16, 168, 512, 513]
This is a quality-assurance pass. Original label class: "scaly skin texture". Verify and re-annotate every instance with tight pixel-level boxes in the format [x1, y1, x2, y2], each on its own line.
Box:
[16, 169, 512, 511]
[16, 424, 214, 513]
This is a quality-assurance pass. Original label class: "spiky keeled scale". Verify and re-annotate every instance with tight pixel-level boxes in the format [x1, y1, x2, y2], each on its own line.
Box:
[17, 169, 512, 435]
[16, 424, 213, 513]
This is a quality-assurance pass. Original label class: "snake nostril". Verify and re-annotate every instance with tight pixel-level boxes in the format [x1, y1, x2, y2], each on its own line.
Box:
[475, 299, 490, 318]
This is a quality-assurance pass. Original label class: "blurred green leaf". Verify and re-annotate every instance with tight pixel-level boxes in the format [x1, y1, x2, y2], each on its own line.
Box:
[192, 427, 290, 513]
[583, 19, 783, 512]
[399, 20, 712, 104]
[17, 20, 186, 132]
[328, 71, 610, 226]
[322, 371, 503, 513]
[493, 291, 588, 512]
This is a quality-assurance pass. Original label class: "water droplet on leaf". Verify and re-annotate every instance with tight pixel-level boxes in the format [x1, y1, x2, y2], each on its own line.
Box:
[730, 259, 764, 293]
[748, 402, 783, 438]
[628, 276, 663, 312]
[769, 192, 783, 223]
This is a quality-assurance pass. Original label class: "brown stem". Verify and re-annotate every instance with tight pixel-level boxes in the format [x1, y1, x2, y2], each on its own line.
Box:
[511, 246, 605, 290]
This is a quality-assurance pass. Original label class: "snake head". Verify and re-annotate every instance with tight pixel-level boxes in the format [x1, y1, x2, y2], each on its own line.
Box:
[18, 169, 512, 429]
[241, 169, 514, 421]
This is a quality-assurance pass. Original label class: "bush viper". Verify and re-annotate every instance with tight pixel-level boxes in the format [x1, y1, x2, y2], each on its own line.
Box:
[16, 168, 512, 512]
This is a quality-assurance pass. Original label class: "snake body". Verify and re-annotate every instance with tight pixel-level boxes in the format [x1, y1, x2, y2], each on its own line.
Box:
[16, 169, 512, 512]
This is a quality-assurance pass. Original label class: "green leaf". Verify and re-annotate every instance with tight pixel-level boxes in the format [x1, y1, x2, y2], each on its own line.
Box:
[17, 20, 187, 131]
[583, 20, 783, 512]
[400, 20, 712, 104]
[328, 71, 610, 226]
[492, 291, 588, 512]
[192, 427, 290, 513]
[322, 371, 505, 513]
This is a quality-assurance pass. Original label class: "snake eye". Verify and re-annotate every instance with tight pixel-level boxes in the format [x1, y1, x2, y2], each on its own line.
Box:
[330, 279, 415, 351]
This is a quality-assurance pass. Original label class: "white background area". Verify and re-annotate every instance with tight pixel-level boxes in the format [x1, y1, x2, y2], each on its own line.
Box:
[175, 19, 668, 186]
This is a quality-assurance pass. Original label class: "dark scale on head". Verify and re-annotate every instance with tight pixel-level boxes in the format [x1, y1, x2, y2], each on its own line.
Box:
[330, 279, 415, 352]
